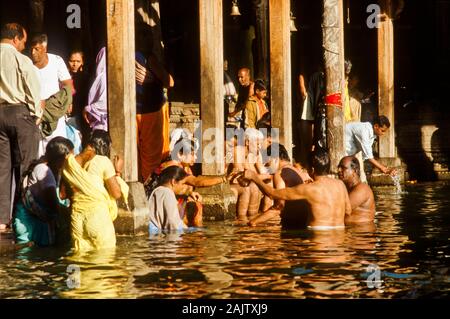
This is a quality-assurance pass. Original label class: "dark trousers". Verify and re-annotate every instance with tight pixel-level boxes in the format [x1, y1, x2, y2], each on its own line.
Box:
[0, 105, 40, 225]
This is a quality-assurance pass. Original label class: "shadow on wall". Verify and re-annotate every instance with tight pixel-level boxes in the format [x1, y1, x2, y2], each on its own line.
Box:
[431, 112, 450, 175]
[396, 100, 438, 182]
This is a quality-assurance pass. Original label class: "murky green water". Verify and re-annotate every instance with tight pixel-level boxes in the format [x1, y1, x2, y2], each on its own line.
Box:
[1, 182, 450, 299]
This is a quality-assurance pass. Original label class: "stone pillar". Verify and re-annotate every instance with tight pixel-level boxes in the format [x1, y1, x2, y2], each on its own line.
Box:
[269, 0, 293, 159]
[198, 0, 236, 220]
[29, 0, 45, 34]
[106, 0, 148, 234]
[199, 0, 225, 176]
[322, 0, 346, 174]
[378, 0, 396, 158]
[252, 0, 270, 82]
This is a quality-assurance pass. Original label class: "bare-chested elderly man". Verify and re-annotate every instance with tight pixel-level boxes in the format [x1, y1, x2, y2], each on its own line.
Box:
[338, 156, 375, 224]
[243, 148, 351, 229]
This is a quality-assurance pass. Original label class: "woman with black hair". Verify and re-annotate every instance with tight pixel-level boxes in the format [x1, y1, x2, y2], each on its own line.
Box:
[147, 166, 201, 233]
[13, 137, 74, 246]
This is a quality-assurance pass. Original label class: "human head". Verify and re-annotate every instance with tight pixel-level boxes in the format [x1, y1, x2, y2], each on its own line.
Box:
[68, 50, 84, 73]
[254, 79, 267, 100]
[237, 67, 251, 86]
[256, 112, 271, 128]
[1, 23, 27, 52]
[312, 148, 330, 176]
[245, 128, 264, 155]
[338, 156, 360, 187]
[265, 143, 290, 173]
[344, 59, 352, 76]
[373, 115, 391, 137]
[157, 166, 188, 189]
[45, 137, 74, 170]
[30, 33, 48, 65]
[256, 123, 272, 149]
[87, 129, 112, 157]
[173, 138, 197, 166]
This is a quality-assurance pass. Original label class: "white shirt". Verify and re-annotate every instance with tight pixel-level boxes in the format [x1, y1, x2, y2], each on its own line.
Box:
[148, 186, 187, 232]
[345, 122, 376, 161]
[36, 53, 71, 100]
[36, 53, 71, 156]
[28, 163, 57, 199]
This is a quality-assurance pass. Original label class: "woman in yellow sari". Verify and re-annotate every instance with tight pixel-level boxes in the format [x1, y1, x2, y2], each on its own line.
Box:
[61, 131, 128, 252]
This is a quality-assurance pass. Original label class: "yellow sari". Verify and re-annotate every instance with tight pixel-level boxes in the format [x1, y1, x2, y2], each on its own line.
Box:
[63, 155, 117, 252]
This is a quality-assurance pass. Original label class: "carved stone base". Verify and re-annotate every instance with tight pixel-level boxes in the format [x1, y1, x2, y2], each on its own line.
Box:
[114, 182, 149, 235]
[195, 183, 237, 221]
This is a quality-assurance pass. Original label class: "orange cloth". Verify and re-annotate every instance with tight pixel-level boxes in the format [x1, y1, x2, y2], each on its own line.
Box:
[136, 111, 164, 182]
[161, 102, 170, 158]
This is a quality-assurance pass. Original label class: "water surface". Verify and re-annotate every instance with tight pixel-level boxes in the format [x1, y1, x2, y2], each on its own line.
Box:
[1, 182, 449, 298]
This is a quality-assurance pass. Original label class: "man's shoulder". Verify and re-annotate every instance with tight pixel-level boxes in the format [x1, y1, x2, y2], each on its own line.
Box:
[47, 53, 64, 61]
[354, 182, 374, 195]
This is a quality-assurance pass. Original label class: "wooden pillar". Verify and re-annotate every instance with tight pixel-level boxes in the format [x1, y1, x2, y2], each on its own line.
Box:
[378, 0, 396, 158]
[322, 0, 346, 173]
[199, 0, 224, 175]
[269, 0, 292, 159]
[106, 0, 138, 182]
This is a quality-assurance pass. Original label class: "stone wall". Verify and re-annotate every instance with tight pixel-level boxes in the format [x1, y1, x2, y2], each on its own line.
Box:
[396, 103, 450, 181]
[169, 102, 200, 135]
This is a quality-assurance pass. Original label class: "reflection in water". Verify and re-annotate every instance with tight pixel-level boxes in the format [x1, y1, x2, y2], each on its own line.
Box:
[0, 182, 449, 298]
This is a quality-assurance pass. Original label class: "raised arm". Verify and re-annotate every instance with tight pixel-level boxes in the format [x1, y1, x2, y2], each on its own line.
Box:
[244, 169, 308, 201]
[182, 175, 225, 187]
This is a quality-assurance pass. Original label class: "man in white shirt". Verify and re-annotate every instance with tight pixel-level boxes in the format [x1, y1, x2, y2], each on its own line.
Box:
[345, 115, 397, 178]
[30, 33, 72, 155]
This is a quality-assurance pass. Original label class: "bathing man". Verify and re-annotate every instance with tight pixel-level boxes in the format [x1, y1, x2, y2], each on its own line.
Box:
[243, 148, 351, 229]
[338, 156, 375, 224]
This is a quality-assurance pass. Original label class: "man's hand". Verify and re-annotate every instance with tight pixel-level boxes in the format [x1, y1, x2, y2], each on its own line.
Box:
[135, 61, 150, 86]
[189, 191, 202, 202]
[385, 167, 398, 176]
[243, 169, 257, 181]
[113, 155, 124, 176]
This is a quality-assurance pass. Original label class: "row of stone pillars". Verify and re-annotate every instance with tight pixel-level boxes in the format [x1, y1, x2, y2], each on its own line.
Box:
[104, 0, 396, 233]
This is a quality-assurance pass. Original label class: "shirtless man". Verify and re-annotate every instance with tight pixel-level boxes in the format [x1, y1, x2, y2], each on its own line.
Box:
[243, 148, 351, 229]
[227, 128, 267, 222]
[338, 156, 375, 224]
[248, 143, 313, 227]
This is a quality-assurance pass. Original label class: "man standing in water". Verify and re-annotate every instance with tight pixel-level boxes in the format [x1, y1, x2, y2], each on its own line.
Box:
[243, 148, 351, 229]
[338, 156, 375, 224]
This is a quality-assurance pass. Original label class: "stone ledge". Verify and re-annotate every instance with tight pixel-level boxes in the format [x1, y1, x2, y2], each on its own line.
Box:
[195, 183, 236, 221]
[114, 182, 149, 236]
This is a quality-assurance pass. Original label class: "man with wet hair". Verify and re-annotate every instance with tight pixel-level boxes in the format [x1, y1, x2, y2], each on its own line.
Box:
[244, 148, 351, 229]
[338, 156, 375, 224]
[0, 23, 42, 231]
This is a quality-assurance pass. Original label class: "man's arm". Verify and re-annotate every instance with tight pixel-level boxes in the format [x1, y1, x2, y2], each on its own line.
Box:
[367, 158, 397, 176]
[182, 175, 224, 187]
[244, 170, 308, 201]
[348, 186, 369, 212]
[344, 188, 352, 218]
